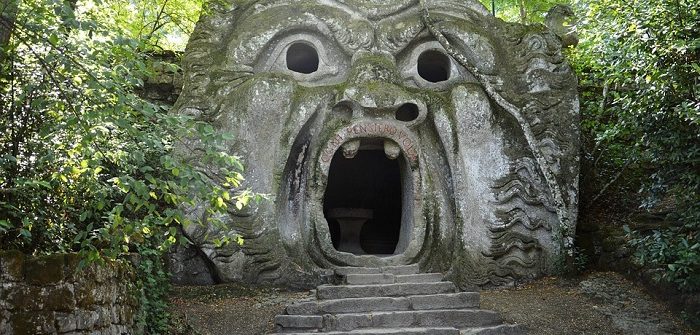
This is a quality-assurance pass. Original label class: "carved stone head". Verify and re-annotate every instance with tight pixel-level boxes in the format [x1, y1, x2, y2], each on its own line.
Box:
[173, 0, 579, 288]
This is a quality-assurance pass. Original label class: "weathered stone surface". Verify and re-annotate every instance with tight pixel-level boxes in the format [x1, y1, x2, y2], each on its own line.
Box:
[288, 296, 412, 315]
[0, 250, 24, 282]
[409, 292, 480, 310]
[325, 310, 502, 331]
[275, 267, 524, 334]
[317, 282, 457, 299]
[281, 328, 461, 335]
[167, 241, 216, 285]
[345, 273, 395, 285]
[55, 312, 79, 333]
[9, 310, 56, 334]
[396, 273, 444, 283]
[275, 314, 323, 329]
[25, 253, 65, 285]
[172, 0, 579, 288]
[0, 252, 137, 334]
[461, 324, 528, 335]
[545, 5, 578, 48]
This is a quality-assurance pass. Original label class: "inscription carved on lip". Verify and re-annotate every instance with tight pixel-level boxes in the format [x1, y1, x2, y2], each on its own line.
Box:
[320, 121, 419, 166]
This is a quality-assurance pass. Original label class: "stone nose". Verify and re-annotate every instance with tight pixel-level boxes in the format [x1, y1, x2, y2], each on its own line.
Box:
[335, 53, 427, 127]
[336, 84, 427, 126]
[348, 51, 401, 85]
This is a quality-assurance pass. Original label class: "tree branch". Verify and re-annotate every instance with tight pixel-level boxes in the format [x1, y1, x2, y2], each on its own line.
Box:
[590, 157, 634, 205]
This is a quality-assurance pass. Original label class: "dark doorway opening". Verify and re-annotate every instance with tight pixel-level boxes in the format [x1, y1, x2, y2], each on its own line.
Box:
[323, 146, 402, 255]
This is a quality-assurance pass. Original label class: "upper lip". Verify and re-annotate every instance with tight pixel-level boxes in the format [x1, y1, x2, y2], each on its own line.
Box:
[319, 120, 420, 170]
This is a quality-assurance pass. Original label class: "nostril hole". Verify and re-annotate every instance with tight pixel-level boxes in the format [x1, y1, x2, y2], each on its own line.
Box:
[332, 102, 353, 120]
[395, 103, 419, 122]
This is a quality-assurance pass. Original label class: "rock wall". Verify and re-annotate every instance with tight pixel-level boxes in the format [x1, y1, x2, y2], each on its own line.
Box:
[0, 251, 138, 335]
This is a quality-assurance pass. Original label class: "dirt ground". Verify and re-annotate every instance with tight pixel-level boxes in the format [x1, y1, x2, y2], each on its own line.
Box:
[168, 271, 694, 335]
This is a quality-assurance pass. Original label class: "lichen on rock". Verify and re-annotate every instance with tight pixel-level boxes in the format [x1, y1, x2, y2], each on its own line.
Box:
[171, 0, 580, 288]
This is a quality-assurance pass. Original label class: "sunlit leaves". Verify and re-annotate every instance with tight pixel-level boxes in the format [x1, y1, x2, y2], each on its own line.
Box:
[0, 0, 257, 264]
[92, 0, 206, 51]
[477, 0, 564, 23]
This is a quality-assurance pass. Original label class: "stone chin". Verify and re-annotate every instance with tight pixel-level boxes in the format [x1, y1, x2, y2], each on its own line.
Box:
[171, 0, 580, 289]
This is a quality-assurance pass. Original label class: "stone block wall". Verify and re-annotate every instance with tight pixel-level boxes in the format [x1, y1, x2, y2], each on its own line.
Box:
[0, 251, 138, 335]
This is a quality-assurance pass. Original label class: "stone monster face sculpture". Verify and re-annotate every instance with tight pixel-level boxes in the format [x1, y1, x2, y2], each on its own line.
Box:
[174, 0, 579, 287]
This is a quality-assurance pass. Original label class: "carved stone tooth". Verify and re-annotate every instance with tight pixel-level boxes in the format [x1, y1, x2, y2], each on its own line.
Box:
[384, 139, 400, 160]
[342, 139, 360, 159]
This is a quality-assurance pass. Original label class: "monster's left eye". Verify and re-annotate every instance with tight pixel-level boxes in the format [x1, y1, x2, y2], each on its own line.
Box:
[417, 50, 451, 83]
[286, 42, 319, 74]
[398, 41, 470, 88]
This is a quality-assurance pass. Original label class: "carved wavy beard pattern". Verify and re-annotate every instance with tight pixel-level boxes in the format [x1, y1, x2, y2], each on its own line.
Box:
[492, 158, 555, 211]
[483, 158, 548, 283]
[491, 208, 551, 232]
[478, 21, 576, 283]
[422, 3, 579, 268]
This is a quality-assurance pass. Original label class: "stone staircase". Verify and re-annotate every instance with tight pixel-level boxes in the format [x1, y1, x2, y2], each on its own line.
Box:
[273, 264, 526, 334]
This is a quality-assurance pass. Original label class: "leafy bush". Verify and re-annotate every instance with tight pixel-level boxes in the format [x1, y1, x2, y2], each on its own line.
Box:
[570, 0, 699, 291]
[625, 224, 700, 291]
[0, 1, 256, 333]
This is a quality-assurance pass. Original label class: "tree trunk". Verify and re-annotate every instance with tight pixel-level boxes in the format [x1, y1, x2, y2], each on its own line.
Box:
[518, 0, 527, 24]
[0, 0, 18, 57]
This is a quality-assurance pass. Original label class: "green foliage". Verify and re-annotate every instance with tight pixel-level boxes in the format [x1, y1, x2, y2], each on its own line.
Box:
[0, 0, 257, 333]
[571, 0, 699, 291]
[135, 242, 172, 334]
[477, 0, 565, 23]
[98, 0, 206, 51]
[625, 224, 700, 291]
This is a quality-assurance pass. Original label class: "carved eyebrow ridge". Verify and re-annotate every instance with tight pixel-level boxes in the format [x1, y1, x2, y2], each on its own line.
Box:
[231, 5, 376, 62]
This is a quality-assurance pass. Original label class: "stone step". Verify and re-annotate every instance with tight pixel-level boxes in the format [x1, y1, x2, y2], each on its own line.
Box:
[460, 324, 527, 335]
[322, 309, 502, 332]
[345, 273, 395, 285]
[344, 272, 444, 285]
[286, 292, 480, 315]
[334, 264, 420, 276]
[317, 282, 456, 300]
[275, 315, 323, 331]
[277, 327, 461, 335]
[410, 292, 480, 310]
[396, 273, 444, 283]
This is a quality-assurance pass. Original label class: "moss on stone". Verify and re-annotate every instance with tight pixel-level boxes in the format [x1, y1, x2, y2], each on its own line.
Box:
[0, 250, 25, 282]
[25, 254, 65, 285]
[10, 310, 56, 335]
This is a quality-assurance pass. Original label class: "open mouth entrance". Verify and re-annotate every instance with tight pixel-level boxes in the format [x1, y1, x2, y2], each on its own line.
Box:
[323, 139, 403, 255]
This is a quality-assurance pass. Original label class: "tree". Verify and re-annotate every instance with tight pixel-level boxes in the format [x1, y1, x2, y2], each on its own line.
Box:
[0, 0, 256, 332]
[479, 0, 564, 24]
[0, 0, 18, 54]
[570, 0, 699, 291]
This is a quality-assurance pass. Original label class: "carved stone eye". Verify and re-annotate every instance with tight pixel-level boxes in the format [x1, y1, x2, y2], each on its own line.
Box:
[417, 50, 450, 83]
[286, 42, 319, 74]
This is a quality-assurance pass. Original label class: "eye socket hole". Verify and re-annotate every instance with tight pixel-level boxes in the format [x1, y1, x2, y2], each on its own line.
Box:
[417, 50, 450, 83]
[286, 42, 319, 74]
[395, 103, 419, 122]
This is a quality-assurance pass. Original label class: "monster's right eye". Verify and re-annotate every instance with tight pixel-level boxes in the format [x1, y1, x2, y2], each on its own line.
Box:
[286, 42, 319, 74]
[254, 34, 348, 85]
